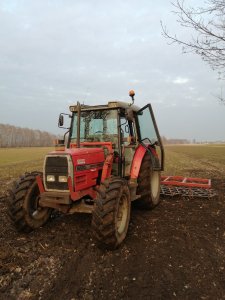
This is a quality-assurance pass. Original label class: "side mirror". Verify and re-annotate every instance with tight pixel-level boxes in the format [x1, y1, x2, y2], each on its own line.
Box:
[58, 114, 64, 127]
[125, 108, 134, 121]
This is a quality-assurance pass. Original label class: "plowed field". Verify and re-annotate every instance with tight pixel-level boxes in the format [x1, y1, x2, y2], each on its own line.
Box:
[0, 145, 224, 300]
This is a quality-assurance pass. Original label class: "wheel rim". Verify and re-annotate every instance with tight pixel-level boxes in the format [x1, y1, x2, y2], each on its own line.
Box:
[151, 171, 160, 199]
[116, 193, 129, 235]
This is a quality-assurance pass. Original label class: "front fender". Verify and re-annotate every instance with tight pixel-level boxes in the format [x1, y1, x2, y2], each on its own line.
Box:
[36, 175, 45, 193]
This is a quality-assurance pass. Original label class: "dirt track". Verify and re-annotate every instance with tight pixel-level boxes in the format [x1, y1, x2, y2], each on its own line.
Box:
[0, 179, 225, 300]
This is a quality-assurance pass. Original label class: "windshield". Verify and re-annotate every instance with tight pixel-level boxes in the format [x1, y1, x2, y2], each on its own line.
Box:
[71, 109, 118, 145]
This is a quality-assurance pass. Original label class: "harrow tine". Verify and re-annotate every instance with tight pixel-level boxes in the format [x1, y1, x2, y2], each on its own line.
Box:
[160, 185, 217, 199]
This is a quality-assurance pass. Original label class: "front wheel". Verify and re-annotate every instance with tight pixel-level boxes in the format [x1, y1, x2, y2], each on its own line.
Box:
[8, 172, 52, 232]
[92, 177, 131, 249]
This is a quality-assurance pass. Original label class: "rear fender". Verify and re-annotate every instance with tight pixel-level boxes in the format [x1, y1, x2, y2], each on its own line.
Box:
[130, 145, 159, 179]
[130, 145, 146, 179]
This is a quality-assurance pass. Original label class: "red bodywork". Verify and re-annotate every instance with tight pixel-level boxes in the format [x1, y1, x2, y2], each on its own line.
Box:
[130, 144, 159, 179]
[130, 145, 146, 179]
[70, 142, 114, 183]
[37, 142, 114, 202]
[68, 147, 105, 190]
[37, 142, 158, 203]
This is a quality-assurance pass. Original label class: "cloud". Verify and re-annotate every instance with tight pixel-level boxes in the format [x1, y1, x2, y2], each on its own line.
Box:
[172, 77, 190, 84]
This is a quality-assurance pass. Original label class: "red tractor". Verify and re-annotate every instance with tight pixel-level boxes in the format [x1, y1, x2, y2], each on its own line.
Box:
[8, 91, 164, 249]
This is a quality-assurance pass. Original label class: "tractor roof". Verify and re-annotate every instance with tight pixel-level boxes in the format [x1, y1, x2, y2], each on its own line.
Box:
[69, 101, 140, 113]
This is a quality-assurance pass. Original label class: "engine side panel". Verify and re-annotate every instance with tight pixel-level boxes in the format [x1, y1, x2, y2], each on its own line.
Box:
[70, 149, 105, 191]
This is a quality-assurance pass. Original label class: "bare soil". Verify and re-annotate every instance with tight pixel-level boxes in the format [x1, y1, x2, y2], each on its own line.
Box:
[0, 178, 225, 300]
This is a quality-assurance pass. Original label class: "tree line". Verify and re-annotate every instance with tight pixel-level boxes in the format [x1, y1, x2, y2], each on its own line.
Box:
[0, 123, 192, 147]
[161, 136, 190, 145]
[0, 124, 59, 147]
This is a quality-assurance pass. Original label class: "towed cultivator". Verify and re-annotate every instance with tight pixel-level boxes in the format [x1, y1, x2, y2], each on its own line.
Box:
[160, 176, 217, 199]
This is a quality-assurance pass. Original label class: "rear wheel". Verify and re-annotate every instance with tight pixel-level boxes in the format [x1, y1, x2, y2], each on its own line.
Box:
[137, 153, 161, 209]
[8, 172, 52, 232]
[92, 177, 131, 249]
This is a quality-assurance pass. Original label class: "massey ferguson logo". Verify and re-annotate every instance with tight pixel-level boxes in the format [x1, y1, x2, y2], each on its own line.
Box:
[77, 159, 86, 165]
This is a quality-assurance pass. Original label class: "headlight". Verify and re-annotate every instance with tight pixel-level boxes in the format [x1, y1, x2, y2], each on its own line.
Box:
[47, 175, 55, 182]
[58, 175, 68, 183]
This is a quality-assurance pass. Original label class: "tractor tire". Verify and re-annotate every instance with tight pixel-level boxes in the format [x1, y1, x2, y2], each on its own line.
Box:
[8, 171, 52, 233]
[92, 177, 131, 249]
[137, 153, 161, 209]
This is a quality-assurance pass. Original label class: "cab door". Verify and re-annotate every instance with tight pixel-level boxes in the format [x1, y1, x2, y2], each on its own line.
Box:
[136, 104, 164, 171]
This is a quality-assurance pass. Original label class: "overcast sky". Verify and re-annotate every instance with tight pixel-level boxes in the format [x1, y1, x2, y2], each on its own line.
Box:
[0, 0, 224, 141]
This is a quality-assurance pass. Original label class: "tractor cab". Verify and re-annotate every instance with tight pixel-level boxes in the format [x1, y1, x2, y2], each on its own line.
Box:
[58, 95, 164, 179]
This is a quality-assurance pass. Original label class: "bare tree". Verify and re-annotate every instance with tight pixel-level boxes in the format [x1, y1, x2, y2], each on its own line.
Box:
[0, 124, 59, 148]
[162, 1, 225, 78]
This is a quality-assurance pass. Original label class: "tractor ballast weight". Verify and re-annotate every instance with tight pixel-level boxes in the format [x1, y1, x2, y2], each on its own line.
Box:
[8, 91, 164, 249]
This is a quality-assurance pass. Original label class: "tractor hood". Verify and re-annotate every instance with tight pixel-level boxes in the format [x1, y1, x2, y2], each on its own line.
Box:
[44, 147, 105, 192]
[48, 147, 105, 167]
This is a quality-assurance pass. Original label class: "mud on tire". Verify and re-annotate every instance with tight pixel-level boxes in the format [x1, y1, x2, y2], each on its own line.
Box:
[92, 177, 131, 250]
[137, 153, 161, 209]
[8, 171, 52, 232]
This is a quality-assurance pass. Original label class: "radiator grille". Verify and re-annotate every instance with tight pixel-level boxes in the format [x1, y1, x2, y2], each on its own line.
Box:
[45, 156, 69, 190]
